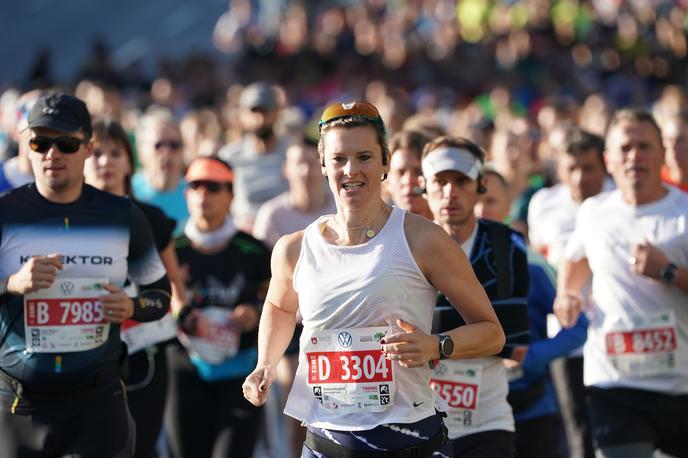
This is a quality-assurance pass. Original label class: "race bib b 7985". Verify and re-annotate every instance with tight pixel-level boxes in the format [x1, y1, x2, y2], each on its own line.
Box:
[24, 278, 110, 353]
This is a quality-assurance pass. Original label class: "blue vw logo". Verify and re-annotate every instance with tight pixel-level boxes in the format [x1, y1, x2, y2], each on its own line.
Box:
[338, 332, 353, 348]
[60, 281, 74, 296]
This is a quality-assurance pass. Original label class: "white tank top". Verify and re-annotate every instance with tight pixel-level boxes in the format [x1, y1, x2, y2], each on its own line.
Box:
[285, 206, 438, 430]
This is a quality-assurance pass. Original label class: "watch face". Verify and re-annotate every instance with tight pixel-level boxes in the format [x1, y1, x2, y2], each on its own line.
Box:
[442, 336, 454, 358]
[661, 264, 677, 284]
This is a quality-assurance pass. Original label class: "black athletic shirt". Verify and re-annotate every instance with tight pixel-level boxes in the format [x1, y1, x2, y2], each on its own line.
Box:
[0, 184, 166, 390]
[433, 219, 530, 358]
[134, 200, 175, 253]
[175, 231, 270, 352]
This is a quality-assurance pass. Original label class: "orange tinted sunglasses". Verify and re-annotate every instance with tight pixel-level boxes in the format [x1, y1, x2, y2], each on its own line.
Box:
[319, 101, 385, 133]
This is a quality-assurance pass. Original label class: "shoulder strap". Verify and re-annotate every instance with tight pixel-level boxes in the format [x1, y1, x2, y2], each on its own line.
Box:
[483, 220, 513, 300]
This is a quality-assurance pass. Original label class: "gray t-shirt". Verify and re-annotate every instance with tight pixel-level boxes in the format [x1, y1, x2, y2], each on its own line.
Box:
[218, 135, 290, 229]
[252, 191, 336, 248]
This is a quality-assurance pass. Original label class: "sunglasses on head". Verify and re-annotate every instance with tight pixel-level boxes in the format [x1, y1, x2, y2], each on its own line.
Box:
[188, 181, 228, 193]
[29, 136, 87, 154]
[154, 140, 182, 151]
[318, 101, 385, 133]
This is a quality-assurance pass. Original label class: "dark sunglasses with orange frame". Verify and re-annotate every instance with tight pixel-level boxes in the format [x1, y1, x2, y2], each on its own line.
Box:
[318, 101, 386, 134]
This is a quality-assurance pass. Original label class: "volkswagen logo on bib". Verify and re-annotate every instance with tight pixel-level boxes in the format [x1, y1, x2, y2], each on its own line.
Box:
[60, 281, 75, 296]
[338, 331, 353, 348]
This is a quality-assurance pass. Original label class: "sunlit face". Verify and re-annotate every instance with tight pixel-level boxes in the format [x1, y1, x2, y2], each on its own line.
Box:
[605, 120, 664, 198]
[240, 107, 277, 137]
[185, 181, 233, 224]
[387, 148, 430, 216]
[84, 136, 132, 195]
[425, 169, 480, 227]
[284, 144, 322, 192]
[475, 174, 510, 222]
[557, 148, 606, 203]
[321, 126, 387, 208]
[140, 123, 184, 183]
[662, 118, 688, 173]
[28, 127, 91, 195]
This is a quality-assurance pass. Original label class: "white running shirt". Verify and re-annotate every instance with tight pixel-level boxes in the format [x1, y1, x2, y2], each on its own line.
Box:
[285, 206, 438, 430]
[565, 186, 688, 394]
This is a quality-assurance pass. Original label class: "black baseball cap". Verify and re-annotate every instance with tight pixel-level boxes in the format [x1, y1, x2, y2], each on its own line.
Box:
[27, 93, 92, 138]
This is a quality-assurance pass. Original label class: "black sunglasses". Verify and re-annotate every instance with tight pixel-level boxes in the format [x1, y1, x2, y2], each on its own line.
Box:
[188, 181, 227, 193]
[154, 140, 182, 151]
[29, 136, 87, 154]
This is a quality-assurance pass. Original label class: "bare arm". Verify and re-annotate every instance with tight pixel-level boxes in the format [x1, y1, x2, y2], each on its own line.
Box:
[631, 241, 688, 294]
[381, 216, 505, 367]
[243, 231, 302, 406]
[554, 257, 592, 328]
[417, 220, 505, 359]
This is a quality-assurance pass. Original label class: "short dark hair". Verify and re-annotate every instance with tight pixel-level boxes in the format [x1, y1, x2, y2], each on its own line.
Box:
[389, 129, 432, 161]
[421, 135, 485, 164]
[607, 108, 663, 146]
[563, 127, 605, 165]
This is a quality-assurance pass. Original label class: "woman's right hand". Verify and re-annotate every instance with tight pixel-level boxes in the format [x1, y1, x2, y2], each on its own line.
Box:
[242, 365, 276, 406]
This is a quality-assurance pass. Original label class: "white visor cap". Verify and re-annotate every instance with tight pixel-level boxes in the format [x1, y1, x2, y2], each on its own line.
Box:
[421, 147, 482, 180]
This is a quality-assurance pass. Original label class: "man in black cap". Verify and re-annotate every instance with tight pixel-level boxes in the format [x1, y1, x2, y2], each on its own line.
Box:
[218, 82, 289, 232]
[0, 92, 171, 457]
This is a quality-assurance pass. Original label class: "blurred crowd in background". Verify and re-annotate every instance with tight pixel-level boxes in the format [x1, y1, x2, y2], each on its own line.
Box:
[3, 0, 688, 161]
[3, 1, 687, 230]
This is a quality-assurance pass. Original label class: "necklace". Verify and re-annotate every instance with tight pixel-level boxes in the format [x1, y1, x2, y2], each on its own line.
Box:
[329, 205, 390, 239]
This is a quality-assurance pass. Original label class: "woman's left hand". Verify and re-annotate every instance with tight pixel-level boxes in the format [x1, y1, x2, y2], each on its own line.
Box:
[380, 319, 440, 368]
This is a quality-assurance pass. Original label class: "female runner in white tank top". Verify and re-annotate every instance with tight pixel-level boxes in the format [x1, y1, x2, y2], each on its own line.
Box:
[243, 101, 505, 457]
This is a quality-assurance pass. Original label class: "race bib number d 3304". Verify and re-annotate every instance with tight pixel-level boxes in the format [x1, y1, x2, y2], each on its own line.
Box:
[605, 311, 678, 377]
[305, 326, 394, 413]
[430, 361, 482, 430]
[24, 278, 110, 353]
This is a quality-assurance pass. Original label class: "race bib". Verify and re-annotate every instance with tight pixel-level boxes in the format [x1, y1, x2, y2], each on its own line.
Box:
[304, 326, 394, 413]
[24, 278, 110, 353]
[121, 312, 177, 354]
[430, 361, 481, 430]
[605, 311, 678, 377]
[178, 306, 240, 364]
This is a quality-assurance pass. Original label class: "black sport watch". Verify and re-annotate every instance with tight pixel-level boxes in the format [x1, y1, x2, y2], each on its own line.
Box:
[438, 335, 454, 359]
[659, 263, 678, 285]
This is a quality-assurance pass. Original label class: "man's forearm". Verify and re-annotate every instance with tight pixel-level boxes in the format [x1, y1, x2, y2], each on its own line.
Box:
[558, 258, 591, 293]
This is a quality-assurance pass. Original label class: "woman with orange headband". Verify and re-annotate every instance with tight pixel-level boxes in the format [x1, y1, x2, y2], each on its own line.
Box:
[243, 101, 504, 457]
[165, 157, 271, 458]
